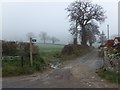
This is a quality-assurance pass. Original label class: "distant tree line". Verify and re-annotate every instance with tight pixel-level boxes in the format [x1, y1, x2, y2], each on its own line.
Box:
[39, 32, 60, 44]
[26, 32, 60, 44]
[2, 31, 60, 56]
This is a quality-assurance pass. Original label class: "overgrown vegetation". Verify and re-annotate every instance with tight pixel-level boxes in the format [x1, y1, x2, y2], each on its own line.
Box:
[2, 42, 93, 77]
[97, 37, 120, 84]
[2, 56, 46, 77]
[37, 43, 64, 64]
[97, 68, 120, 84]
[61, 44, 93, 60]
[2, 41, 47, 77]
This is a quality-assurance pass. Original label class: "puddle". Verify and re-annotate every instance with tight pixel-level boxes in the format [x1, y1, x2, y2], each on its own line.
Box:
[50, 63, 61, 69]
[63, 66, 72, 69]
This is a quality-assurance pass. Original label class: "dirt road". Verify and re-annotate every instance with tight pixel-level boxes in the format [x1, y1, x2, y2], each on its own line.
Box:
[2, 49, 119, 88]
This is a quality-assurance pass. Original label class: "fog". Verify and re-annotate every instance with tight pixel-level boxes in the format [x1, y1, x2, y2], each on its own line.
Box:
[1, 0, 119, 44]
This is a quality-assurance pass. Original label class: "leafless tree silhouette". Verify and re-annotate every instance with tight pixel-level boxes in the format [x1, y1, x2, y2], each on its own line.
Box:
[66, 0, 106, 45]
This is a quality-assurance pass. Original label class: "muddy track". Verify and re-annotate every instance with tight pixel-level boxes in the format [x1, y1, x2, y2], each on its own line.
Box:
[2, 49, 119, 88]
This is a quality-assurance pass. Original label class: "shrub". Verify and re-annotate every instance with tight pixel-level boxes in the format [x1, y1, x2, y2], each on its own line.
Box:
[18, 42, 40, 57]
[33, 56, 46, 71]
[61, 44, 89, 55]
[2, 55, 46, 77]
[61, 44, 92, 60]
[2, 41, 19, 56]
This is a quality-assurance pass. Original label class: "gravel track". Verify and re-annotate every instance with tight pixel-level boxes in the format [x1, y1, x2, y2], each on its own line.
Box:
[2, 49, 119, 88]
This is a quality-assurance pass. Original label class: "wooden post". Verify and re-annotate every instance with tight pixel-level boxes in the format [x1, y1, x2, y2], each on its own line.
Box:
[21, 56, 23, 67]
[73, 19, 78, 45]
[30, 37, 33, 66]
[20, 43, 24, 67]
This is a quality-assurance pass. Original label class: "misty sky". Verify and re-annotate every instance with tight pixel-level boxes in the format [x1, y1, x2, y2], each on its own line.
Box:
[1, 0, 119, 43]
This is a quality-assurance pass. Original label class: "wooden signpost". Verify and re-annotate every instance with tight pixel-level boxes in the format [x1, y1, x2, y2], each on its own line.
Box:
[29, 37, 36, 66]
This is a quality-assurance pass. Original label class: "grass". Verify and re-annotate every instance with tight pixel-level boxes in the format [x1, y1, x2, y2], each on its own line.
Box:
[37, 43, 64, 63]
[37, 43, 64, 52]
[2, 43, 64, 77]
[38, 43, 93, 62]
[2, 43, 93, 77]
[2, 56, 47, 77]
[0, 67, 1, 77]
[97, 68, 120, 84]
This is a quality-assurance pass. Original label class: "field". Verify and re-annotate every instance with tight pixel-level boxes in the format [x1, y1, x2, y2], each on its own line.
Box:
[36, 43, 64, 63]
[37, 43, 64, 52]
[37, 43, 94, 63]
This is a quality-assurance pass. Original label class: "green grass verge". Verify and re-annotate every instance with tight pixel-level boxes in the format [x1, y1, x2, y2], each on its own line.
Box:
[0, 67, 1, 77]
[40, 51, 61, 63]
[2, 56, 47, 77]
[97, 68, 120, 84]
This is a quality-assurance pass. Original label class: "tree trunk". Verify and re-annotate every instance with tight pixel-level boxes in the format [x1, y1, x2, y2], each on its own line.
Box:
[73, 37, 77, 45]
[73, 31, 78, 45]
[81, 26, 87, 45]
[89, 42, 92, 46]
[89, 39, 93, 46]
[73, 19, 78, 45]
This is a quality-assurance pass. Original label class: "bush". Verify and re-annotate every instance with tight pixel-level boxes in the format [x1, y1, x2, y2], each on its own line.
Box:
[2, 40, 40, 57]
[2, 41, 19, 56]
[2, 64, 35, 76]
[18, 42, 40, 57]
[61, 44, 92, 60]
[33, 56, 46, 71]
[2, 56, 46, 77]
[61, 44, 90, 55]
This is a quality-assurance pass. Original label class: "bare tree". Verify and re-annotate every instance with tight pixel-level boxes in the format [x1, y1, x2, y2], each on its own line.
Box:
[39, 32, 49, 44]
[66, 0, 106, 45]
[50, 36, 60, 44]
[69, 21, 79, 45]
[85, 21, 100, 46]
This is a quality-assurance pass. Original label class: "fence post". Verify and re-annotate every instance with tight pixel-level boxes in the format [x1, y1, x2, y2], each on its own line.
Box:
[21, 56, 23, 67]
